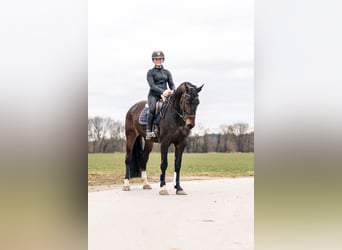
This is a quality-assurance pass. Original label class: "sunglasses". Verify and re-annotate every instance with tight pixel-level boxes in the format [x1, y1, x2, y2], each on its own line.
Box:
[153, 58, 164, 61]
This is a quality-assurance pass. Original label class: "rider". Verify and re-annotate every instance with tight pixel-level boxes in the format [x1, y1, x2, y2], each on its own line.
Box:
[146, 50, 175, 139]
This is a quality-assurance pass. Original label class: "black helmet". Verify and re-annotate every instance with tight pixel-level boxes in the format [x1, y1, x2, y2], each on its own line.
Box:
[152, 50, 165, 60]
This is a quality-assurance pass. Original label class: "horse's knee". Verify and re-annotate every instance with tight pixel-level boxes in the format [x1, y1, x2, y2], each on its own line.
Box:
[160, 160, 168, 170]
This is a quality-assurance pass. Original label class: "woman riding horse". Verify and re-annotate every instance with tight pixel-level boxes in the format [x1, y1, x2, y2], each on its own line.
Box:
[123, 81, 203, 195]
[146, 50, 175, 140]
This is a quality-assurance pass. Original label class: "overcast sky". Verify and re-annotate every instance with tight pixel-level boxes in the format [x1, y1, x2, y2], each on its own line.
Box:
[88, 0, 254, 131]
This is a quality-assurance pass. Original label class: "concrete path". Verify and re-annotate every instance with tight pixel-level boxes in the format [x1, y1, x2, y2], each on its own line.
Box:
[88, 177, 254, 250]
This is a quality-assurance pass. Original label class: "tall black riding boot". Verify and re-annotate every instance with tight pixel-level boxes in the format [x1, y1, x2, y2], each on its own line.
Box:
[146, 113, 155, 140]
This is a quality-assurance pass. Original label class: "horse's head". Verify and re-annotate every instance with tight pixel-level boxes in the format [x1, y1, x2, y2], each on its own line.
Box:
[176, 82, 204, 129]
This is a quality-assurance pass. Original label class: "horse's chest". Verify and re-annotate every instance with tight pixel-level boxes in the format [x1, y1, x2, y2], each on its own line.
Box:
[172, 127, 190, 142]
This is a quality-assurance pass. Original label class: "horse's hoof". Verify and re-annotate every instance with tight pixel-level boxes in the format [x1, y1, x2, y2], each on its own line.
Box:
[176, 190, 187, 195]
[159, 189, 169, 195]
[159, 186, 169, 195]
[143, 184, 152, 190]
[122, 186, 130, 191]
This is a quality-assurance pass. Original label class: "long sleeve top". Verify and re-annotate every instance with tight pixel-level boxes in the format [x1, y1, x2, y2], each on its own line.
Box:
[147, 66, 175, 96]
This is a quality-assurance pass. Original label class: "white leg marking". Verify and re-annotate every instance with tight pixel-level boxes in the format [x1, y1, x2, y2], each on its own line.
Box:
[122, 178, 130, 191]
[142, 171, 152, 189]
[141, 171, 147, 180]
[124, 179, 130, 186]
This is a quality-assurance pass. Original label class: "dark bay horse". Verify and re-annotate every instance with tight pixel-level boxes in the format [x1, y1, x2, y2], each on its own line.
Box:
[122, 82, 203, 195]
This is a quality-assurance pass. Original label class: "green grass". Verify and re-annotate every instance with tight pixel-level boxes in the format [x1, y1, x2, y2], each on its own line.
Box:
[88, 152, 254, 185]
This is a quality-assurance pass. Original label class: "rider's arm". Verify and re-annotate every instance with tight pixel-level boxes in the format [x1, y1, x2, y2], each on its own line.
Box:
[165, 70, 176, 91]
[147, 70, 164, 95]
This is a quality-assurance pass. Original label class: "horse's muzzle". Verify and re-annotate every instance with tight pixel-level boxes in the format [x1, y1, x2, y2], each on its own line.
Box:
[186, 118, 195, 129]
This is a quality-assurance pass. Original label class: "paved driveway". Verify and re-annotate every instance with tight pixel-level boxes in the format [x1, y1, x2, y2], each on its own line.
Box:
[89, 177, 254, 250]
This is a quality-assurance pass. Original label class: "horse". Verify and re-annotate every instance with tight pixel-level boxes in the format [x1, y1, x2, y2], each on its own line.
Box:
[122, 82, 203, 195]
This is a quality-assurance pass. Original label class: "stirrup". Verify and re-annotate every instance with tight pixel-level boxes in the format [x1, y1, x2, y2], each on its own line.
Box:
[146, 131, 156, 140]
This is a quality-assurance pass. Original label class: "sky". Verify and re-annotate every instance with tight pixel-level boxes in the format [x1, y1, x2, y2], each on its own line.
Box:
[88, 0, 254, 132]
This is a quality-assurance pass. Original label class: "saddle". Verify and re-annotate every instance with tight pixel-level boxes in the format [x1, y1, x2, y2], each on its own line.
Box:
[138, 100, 167, 126]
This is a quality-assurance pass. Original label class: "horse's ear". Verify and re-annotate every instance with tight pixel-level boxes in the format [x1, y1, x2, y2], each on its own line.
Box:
[196, 84, 204, 93]
[184, 82, 190, 92]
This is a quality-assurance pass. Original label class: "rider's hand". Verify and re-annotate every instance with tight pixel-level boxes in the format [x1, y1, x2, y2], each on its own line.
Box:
[162, 89, 172, 97]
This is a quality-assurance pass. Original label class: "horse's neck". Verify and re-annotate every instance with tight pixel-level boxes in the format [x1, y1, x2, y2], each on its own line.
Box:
[169, 95, 181, 112]
[165, 94, 183, 122]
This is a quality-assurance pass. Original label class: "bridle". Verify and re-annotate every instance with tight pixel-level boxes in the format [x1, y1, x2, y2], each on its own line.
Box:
[166, 90, 197, 123]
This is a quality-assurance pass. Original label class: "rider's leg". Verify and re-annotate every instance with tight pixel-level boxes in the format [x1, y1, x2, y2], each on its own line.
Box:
[146, 95, 158, 139]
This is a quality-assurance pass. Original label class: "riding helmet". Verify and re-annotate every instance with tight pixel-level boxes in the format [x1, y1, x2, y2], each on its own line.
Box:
[152, 50, 165, 60]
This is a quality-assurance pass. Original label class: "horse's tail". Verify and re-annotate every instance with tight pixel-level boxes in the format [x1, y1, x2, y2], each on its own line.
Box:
[130, 135, 144, 178]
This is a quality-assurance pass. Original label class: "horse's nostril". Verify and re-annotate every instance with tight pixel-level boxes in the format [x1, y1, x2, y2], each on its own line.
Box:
[187, 124, 194, 129]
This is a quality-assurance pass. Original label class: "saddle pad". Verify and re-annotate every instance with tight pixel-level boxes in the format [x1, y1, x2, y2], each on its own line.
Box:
[138, 100, 166, 125]
[139, 107, 149, 125]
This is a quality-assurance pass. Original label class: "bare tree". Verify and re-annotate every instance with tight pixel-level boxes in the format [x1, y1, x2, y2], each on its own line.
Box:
[233, 123, 249, 152]
[108, 118, 124, 140]
[202, 129, 210, 152]
[233, 123, 249, 136]
[88, 116, 107, 152]
[220, 124, 235, 152]
[106, 118, 125, 152]
[215, 133, 221, 152]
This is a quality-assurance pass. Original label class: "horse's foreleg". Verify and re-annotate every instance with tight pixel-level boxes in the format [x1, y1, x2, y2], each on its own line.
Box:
[159, 142, 169, 195]
[174, 141, 187, 195]
[141, 170, 152, 190]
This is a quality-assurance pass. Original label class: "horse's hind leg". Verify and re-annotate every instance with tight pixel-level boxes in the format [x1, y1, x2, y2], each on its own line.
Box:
[123, 149, 132, 191]
[141, 140, 153, 190]
[122, 132, 136, 191]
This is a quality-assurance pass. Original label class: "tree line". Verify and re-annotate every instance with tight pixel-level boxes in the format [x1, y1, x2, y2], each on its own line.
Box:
[88, 116, 254, 153]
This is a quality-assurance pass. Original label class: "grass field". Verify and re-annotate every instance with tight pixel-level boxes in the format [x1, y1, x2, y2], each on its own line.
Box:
[88, 152, 254, 186]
